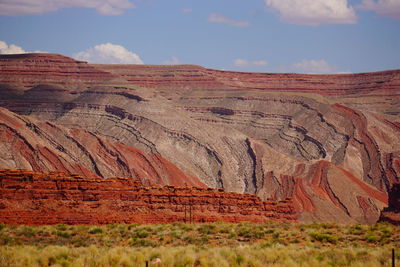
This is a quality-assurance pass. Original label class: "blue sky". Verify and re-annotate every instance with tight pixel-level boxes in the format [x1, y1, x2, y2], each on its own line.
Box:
[0, 0, 399, 73]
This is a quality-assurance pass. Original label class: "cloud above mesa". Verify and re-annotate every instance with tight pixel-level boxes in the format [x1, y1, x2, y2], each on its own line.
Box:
[233, 59, 267, 68]
[72, 43, 143, 64]
[291, 59, 338, 73]
[265, 0, 357, 25]
[208, 13, 250, 27]
[0, 41, 26, 54]
[162, 56, 182, 65]
[0, 0, 135, 16]
[277, 59, 343, 74]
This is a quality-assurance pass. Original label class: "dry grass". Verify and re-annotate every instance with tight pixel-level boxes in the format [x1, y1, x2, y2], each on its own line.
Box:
[0, 222, 398, 266]
[0, 244, 396, 267]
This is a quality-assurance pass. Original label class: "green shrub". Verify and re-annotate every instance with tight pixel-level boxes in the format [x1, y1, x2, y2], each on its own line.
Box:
[0, 236, 14, 245]
[18, 226, 36, 237]
[56, 231, 72, 238]
[89, 227, 103, 234]
[56, 224, 68, 231]
[265, 229, 275, 234]
[290, 238, 300, 244]
[348, 224, 364, 235]
[130, 238, 155, 247]
[235, 255, 245, 264]
[133, 230, 149, 238]
[217, 226, 230, 234]
[72, 237, 87, 247]
[197, 224, 216, 235]
[200, 235, 209, 244]
[228, 233, 237, 239]
[364, 232, 378, 243]
[183, 235, 196, 243]
[272, 232, 281, 239]
[310, 232, 338, 244]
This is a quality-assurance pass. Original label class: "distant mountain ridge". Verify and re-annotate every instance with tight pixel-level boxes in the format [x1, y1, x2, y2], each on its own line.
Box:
[1, 53, 399, 223]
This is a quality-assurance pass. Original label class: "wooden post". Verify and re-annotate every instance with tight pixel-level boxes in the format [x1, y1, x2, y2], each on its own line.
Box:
[189, 199, 193, 224]
[146, 260, 149, 267]
[393, 248, 395, 267]
[184, 202, 187, 223]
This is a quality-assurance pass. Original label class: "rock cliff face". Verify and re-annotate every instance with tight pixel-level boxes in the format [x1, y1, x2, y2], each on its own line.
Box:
[379, 184, 400, 225]
[0, 169, 296, 225]
[1, 53, 399, 223]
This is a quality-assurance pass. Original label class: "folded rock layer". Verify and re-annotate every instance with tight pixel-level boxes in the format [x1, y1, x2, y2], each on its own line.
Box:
[1, 53, 399, 223]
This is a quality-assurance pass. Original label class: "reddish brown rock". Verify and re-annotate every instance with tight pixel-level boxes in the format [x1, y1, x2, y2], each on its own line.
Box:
[0, 53, 116, 89]
[0, 53, 399, 224]
[97, 62, 400, 97]
[379, 184, 400, 225]
[0, 169, 297, 225]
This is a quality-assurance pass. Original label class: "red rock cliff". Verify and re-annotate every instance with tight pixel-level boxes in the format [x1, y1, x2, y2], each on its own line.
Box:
[0, 169, 297, 225]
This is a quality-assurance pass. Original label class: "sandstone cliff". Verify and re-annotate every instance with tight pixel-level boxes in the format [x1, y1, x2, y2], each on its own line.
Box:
[0, 169, 296, 225]
[1, 53, 399, 223]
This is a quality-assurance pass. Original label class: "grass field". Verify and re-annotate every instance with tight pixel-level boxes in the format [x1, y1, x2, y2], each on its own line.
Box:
[0, 222, 398, 266]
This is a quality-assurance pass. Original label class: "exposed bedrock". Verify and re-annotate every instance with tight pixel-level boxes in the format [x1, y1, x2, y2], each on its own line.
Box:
[0, 53, 399, 223]
[0, 108, 204, 187]
[0, 169, 297, 225]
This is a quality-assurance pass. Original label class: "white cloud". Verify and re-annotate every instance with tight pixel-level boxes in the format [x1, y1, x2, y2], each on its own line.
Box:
[208, 13, 250, 27]
[72, 43, 143, 64]
[0, 0, 135, 16]
[0, 41, 26, 54]
[358, 0, 400, 19]
[233, 58, 268, 68]
[265, 0, 357, 26]
[162, 56, 182, 65]
[182, 8, 192, 14]
[290, 59, 338, 73]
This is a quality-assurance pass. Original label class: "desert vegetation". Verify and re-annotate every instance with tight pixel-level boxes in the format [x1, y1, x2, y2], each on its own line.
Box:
[0, 222, 399, 266]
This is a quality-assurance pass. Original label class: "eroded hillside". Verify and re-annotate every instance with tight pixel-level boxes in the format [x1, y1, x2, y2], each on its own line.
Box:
[1, 53, 399, 223]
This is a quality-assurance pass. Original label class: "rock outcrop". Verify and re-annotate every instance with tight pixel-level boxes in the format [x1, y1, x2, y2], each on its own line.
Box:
[0, 169, 297, 225]
[0, 107, 204, 187]
[1, 53, 399, 223]
[379, 183, 400, 225]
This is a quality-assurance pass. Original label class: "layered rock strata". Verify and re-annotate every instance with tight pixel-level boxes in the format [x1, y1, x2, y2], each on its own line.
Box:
[0, 53, 399, 223]
[0, 169, 297, 225]
[0, 107, 203, 187]
[0, 53, 116, 88]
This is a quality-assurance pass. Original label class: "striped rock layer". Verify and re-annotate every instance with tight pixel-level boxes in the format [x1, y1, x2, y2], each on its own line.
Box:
[0, 169, 296, 225]
[1, 53, 400, 223]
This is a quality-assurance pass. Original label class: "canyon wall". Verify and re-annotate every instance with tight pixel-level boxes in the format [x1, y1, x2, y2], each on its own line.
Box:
[1, 53, 399, 223]
[0, 169, 296, 225]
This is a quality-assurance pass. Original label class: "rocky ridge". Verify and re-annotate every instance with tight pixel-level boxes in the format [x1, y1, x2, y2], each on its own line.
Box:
[0, 169, 296, 225]
[0, 53, 399, 223]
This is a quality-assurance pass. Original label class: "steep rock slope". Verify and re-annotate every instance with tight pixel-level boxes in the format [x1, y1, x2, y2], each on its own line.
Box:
[0, 169, 297, 225]
[1, 53, 399, 223]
